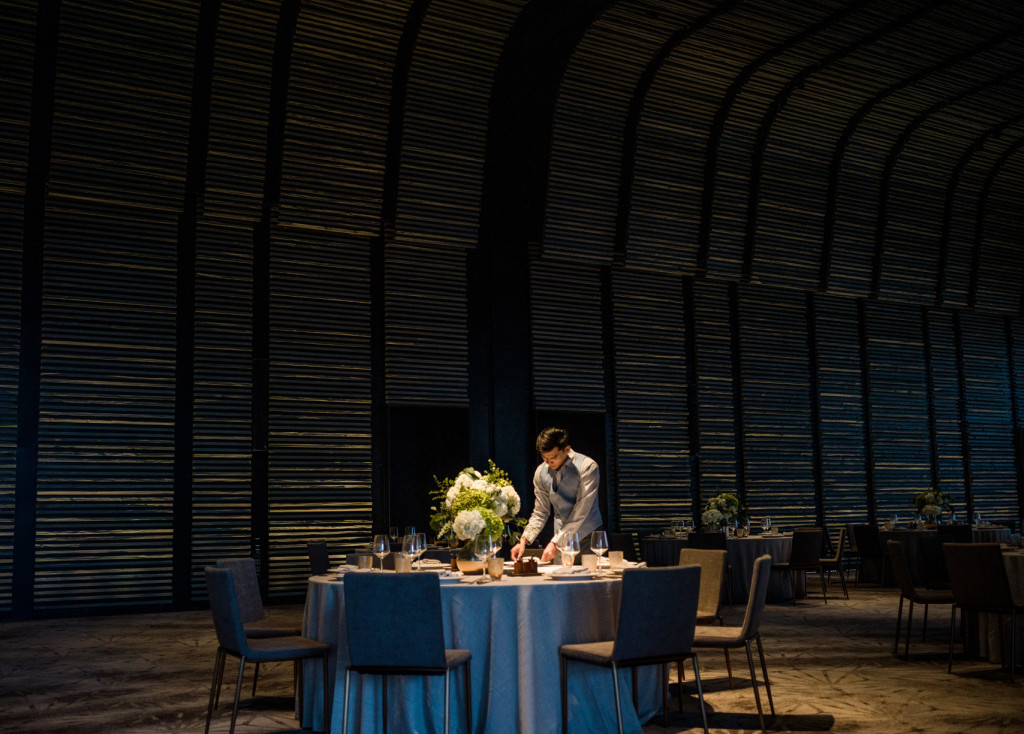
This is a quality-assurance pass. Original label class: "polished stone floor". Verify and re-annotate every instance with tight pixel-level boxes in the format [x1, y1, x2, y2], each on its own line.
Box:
[1, 581, 1021, 733]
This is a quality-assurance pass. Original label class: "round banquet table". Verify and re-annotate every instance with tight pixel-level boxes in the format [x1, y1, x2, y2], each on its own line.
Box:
[299, 572, 662, 734]
[977, 549, 1024, 667]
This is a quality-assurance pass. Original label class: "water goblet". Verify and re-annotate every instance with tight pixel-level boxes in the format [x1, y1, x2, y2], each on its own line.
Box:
[389, 526, 399, 544]
[372, 534, 389, 572]
[975, 512, 982, 526]
[559, 532, 580, 568]
[590, 530, 608, 571]
[473, 534, 493, 582]
[761, 517, 772, 534]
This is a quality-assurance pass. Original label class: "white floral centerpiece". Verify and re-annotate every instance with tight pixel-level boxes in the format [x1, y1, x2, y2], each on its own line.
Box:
[431, 460, 524, 548]
[701, 492, 744, 530]
[914, 489, 952, 522]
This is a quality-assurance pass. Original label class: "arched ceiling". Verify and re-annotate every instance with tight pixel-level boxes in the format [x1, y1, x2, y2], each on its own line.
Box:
[469, 0, 1024, 311]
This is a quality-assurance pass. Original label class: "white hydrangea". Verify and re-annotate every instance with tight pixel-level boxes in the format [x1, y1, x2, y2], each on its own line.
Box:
[445, 486, 459, 508]
[702, 509, 724, 527]
[921, 504, 942, 517]
[500, 485, 520, 516]
[453, 509, 486, 541]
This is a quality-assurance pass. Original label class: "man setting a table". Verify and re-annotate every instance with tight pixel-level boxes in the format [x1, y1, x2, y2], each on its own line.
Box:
[510, 426, 604, 563]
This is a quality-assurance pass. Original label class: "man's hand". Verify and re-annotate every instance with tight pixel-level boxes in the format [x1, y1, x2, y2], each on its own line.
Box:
[510, 538, 527, 562]
[540, 540, 558, 563]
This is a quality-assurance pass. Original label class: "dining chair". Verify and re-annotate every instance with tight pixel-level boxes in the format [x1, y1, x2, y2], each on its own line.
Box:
[886, 540, 955, 659]
[678, 548, 733, 689]
[851, 524, 887, 585]
[691, 554, 776, 734]
[204, 566, 330, 734]
[685, 531, 733, 604]
[216, 557, 302, 696]
[943, 542, 1024, 682]
[341, 572, 472, 734]
[819, 526, 849, 599]
[307, 540, 331, 575]
[559, 566, 708, 734]
[772, 527, 828, 603]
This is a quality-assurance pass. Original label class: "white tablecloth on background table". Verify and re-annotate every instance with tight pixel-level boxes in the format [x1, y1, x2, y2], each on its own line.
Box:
[299, 572, 662, 734]
[972, 526, 1012, 544]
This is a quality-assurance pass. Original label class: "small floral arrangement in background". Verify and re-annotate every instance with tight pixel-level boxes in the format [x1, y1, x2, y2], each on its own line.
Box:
[914, 489, 952, 518]
[430, 460, 524, 543]
[702, 492, 745, 529]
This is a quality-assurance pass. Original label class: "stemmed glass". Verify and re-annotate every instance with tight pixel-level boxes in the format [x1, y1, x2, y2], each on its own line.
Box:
[372, 534, 389, 572]
[761, 517, 772, 535]
[401, 534, 416, 569]
[559, 532, 580, 568]
[389, 526, 399, 545]
[413, 532, 427, 568]
[473, 534, 493, 582]
[590, 530, 608, 572]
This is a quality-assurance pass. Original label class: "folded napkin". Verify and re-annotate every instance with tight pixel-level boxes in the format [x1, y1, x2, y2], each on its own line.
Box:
[551, 566, 591, 576]
[437, 569, 463, 580]
[334, 565, 373, 575]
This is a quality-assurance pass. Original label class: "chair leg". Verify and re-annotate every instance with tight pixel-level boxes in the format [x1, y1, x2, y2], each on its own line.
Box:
[691, 654, 710, 734]
[818, 565, 828, 603]
[745, 641, 767, 734]
[894, 595, 904, 656]
[611, 661, 624, 734]
[341, 669, 352, 734]
[922, 603, 929, 641]
[464, 660, 473, 734]
[560, 655, 568, 734]
[755, 633, 775, 716]
[252, 661, 260, 696]
[947, 604, 957, 674]
[206, 647, 226, 734]
[443, 669, 451, 734]
[724, 647, 734, 689]
[904, 600, 914, 659]
[229, 655, 247, 734]
[837, 563, 849, 599]
[1010, 610, 1017, 683]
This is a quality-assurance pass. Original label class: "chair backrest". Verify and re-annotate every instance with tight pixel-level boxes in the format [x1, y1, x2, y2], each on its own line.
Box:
[612, 566, 701, 662]
[788, 528, 824, 567]
[936, 524, 972, 544]
[215, 557, 266, 624]
[943, 543, 1016, 614]
[307, 540, 331, 575]
[886, 540, 917, 596]
[678, 548, 728, 620]
[845, 523, 860, 553]
[609, 532, 638, 562]
[851, 524, 881, 558]
[687, 532, 728, 551]
[205, 566, 254, 655]
[828, 526, 847, 562]
[736, 555, 773, 642]
[343, 572, 448, 669]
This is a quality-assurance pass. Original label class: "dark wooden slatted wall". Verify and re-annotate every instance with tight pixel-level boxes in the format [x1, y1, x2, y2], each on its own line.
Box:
[610, 270, 689, 537]
[864, 301, 933, 517]
[812, 294, 869, 526]
[959, 312, 1017, 522]
[0, 0, 36, 613]
[33, 1, 197, 610]
[738, 285, 815, 528]
[190, 0, 276, 599]
[692, 280, 739, 503]
[264, 1, 404, 597]
[924, 308, 966, 503]
[974, 146, 1024, 312]
[531, 264, 604, 412]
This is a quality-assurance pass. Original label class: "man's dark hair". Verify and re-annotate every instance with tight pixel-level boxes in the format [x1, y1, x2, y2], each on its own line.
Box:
[536, 427, 569, 453]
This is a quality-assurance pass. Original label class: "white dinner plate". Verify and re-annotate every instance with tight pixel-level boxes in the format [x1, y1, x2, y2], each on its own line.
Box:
[545, 572, 596, 581]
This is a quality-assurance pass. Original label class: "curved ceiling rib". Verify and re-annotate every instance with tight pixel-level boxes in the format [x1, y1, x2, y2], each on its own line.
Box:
[742, 0, 948, 283]
[820, 26, 1024, 291]
[972, 139, 1024, 310]
[938, 116, 1024, 306]
[695, 0, 873, 275]
[612, 0, 740, 265]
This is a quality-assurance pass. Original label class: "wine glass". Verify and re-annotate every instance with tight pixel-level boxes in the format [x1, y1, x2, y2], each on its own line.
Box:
[389, 526, 399, 545]
[473, 534, 493, 582]
[559, 532, 580, 568]
[590, 530, 608, 571]
[372, 534, 389, 572]
[975, 511, 982, 527]
[404, 525, 416, 538]
[761, 517, 772, 534]
[401, 534, 416, 567]
[413, 532, 427, 568]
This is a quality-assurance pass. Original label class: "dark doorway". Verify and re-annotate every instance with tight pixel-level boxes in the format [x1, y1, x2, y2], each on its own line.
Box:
[387, 406, 470, 538]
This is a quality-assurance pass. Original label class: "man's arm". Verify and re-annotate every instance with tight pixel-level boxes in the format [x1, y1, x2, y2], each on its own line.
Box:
[511, 468, 552, 561]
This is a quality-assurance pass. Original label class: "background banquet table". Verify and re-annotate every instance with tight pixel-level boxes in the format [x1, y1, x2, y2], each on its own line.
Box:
[300, 571, 662, 734]
[641, 534, 800, 603]
[874, 526, 1012, 586]
[975, 549, 1024, 667]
